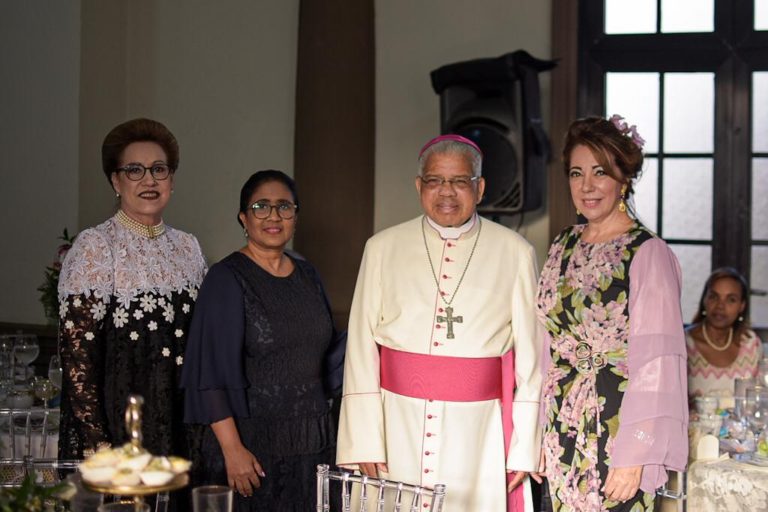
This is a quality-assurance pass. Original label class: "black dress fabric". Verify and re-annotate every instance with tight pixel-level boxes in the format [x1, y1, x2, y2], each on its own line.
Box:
[182, 252, 339, 512]
[57, 217, 206, 460]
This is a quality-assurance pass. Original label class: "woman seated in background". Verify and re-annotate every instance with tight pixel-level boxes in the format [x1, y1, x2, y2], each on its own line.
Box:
[181, 170, 343, 511]
[687, 267, 763, 398]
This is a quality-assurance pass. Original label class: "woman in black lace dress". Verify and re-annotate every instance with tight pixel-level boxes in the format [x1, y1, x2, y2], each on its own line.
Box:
[181, 170, 344, 511]
[57, 118, 206, 461]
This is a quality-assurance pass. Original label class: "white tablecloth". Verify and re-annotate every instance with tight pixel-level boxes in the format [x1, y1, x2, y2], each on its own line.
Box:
[687, 457, 768, 510]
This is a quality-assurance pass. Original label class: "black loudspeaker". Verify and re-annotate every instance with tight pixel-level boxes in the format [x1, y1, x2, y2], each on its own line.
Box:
[430, 50, 556, 214]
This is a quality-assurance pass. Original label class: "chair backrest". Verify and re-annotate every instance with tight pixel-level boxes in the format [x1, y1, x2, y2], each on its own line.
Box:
[0, 407, 59, 460]
[0, 456, 80, 488]
[656, 470, 686, 512]
[316, 464, 446, 512]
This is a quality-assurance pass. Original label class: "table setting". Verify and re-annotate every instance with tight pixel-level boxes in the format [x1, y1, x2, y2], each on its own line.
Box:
[685, 359, 768, 510]
[0, 334, 61, 461]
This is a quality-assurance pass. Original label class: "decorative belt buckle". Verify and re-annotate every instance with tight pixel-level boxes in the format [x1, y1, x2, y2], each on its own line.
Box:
[575, 342, 591, 360]
[576, 358, 592, 374]
[591, 352, 607, 370]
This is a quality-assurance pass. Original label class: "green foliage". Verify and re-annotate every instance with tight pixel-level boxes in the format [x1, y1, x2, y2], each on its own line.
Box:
[36, 228, 77, 325]
[0, 472, 66, 512]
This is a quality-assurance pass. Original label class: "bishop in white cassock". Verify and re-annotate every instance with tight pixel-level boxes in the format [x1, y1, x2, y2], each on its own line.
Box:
[336, 135, 543, 511]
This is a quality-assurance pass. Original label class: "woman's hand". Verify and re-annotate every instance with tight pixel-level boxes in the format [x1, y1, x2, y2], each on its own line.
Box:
[222, 443, 265, 497]
[530, 446, 546, 484]
[602, 466, 642, 503]
[210, 417, 265, 497]
[506, 471, 528, 492]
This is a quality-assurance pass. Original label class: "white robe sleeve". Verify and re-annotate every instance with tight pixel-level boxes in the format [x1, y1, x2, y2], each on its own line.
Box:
[336, 239, 387, 465]
[507, 244, 543, 472]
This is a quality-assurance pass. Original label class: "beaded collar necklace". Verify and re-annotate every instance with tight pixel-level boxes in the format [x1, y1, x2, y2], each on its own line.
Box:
[116, 209, 165, 239]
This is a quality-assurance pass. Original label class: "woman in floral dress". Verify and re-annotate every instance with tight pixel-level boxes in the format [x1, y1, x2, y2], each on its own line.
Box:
[535, 116, 688, 511]
[57, 118, 206, 463]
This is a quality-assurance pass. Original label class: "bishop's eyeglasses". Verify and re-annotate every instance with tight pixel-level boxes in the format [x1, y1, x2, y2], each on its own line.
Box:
[419, 175, 480, 190]
[249, 201, 299, 219]
[116, 163, 174, 181]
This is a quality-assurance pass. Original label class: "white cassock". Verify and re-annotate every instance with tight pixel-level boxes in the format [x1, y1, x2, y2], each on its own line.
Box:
[336, 215, 542, 512]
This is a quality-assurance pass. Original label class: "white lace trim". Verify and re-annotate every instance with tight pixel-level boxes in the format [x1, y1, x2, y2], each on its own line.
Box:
[58, 216, 207, 308]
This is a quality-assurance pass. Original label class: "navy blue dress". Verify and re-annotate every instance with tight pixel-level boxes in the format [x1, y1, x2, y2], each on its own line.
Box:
[182, 252, 341, 512]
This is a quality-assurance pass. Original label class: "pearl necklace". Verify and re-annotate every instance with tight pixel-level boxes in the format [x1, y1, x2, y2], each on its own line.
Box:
[701, 323, 733, 352]
[116, 209, 165, 239]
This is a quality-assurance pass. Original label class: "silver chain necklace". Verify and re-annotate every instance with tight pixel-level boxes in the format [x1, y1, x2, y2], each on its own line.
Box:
[421, 217, 482, 339]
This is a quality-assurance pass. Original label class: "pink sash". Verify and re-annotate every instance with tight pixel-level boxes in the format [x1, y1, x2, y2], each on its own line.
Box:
[379, 346, 525, 512]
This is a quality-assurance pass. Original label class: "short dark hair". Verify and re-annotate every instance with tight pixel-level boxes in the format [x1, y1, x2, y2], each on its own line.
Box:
[692, 267, 751, 334]
[562, 116, 644, 201]
[102, 118, 179, 185]
[237, 170, 299, 228]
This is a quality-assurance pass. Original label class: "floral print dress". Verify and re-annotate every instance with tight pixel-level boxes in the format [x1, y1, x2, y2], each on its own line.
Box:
[57, 214, 206, 460]
[536, 223, 656, 512]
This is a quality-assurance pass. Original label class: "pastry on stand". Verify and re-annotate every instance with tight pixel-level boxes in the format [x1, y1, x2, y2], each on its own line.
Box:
[80, 395, 190, 511]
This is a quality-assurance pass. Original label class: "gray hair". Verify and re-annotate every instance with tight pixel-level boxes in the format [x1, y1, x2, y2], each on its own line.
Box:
[417, 140, 482, 178]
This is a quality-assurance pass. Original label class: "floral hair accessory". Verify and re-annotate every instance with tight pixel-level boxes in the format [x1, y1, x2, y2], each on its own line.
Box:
[608, 114, 645, 150]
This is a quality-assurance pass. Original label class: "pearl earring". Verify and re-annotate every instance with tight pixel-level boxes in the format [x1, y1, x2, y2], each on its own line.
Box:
[243, 229, 248, 239]
[701, 310, 707, 317]
[738, 315, 744, 322]
[116, 192, 120, 198]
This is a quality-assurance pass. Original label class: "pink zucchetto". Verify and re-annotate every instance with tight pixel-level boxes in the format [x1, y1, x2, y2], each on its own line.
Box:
[418, 134, 483, 159]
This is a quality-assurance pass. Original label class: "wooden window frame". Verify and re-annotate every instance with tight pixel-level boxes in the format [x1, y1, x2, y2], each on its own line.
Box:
[550, 0, 768, 282]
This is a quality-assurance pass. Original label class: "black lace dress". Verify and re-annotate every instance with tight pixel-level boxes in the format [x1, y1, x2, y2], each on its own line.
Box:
[57, 215, 206, 459]
[181, 252, 339, 512]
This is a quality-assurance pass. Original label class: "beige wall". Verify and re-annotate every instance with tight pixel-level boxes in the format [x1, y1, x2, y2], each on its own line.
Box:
[78, 0, 300, 265]
[1, 0, 299, 324]
[0, 1, 81, 324]
[374, 0, 552, 264]
[1, 0, 553, 324]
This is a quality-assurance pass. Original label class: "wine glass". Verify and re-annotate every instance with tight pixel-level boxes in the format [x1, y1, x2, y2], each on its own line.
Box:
[48, 355, 63, 390]
[759, 358, 768, 387]
[746, 386, 768, 434]
[0, 335, 14, 386]
[13, 334, 39, 383]
[734, 377, 756, 422]
[33, 378, 56, 409]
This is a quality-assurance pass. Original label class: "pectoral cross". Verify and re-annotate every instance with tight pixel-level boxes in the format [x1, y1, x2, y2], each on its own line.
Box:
[436, 306, 463, 339]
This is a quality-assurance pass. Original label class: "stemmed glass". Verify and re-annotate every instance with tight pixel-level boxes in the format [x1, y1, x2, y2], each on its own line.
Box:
[48, 355, 63, 390]
[33, 378, 56, 410]
[0, 335, 14, 403]
[759, 358, 768, 387]
[745, 386, 768, 434]
[734, 377, 756, 422]
[13, 334, 39, 383]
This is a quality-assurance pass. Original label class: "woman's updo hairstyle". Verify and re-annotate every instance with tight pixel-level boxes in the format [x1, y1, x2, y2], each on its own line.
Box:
[562, 115, 645, 201]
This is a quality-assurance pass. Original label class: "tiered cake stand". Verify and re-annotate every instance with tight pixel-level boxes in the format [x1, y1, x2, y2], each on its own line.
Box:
[83, 395, 189, 511]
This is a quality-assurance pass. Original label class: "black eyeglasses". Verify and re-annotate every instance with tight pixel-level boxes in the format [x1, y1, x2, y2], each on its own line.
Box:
[419, 175, 480, 190]
[249, 201, 298, 219]
[116, 163, 174, 181]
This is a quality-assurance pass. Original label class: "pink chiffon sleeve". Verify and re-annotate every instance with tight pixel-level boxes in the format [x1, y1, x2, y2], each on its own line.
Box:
[610, 237, 689, 493]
